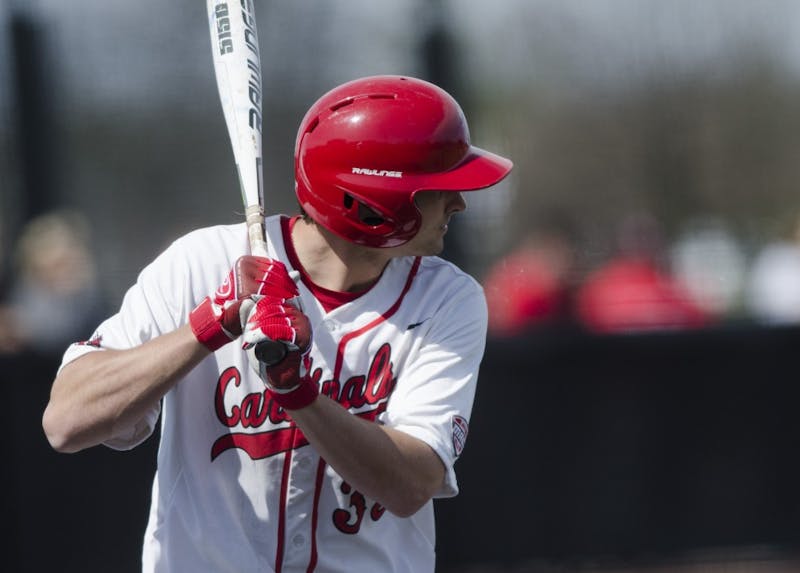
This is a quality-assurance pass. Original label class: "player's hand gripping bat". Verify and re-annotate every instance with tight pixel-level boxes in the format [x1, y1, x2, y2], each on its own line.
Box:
[207, 0, 290, 365]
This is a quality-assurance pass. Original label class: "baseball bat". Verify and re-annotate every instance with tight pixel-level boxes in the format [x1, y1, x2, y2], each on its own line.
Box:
[208, 0, 287, 365]
[207, 0, 267, 258]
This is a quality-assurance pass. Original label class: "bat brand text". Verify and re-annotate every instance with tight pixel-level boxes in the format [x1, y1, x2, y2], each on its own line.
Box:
[213, 3, 233, 55]
[240, 0, 262, 133]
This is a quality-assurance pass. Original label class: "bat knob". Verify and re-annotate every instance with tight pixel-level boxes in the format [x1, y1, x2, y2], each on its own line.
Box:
[254, 340, 287, 366]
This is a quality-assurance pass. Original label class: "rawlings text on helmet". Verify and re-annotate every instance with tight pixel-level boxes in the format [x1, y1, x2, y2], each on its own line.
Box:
[351, 168, 403, 178]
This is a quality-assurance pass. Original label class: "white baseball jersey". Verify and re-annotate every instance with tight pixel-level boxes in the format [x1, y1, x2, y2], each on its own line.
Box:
[60, 215, 488, 573]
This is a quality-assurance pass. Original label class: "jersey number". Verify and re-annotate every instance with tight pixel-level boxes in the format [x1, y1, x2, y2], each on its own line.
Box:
[333, 481, 385, 534]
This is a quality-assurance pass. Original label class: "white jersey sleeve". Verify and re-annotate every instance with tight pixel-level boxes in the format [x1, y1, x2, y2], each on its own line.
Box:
[382, 259, 488, 498]
[58, 226, 237, 450]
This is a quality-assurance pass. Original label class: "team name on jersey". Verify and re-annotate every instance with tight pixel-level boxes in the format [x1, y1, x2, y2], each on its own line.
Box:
[351, 167, 403, 178]
[211, 343, 396, 461]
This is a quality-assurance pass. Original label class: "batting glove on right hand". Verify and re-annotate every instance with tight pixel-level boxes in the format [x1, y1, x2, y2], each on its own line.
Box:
[241, 295, 318, 410]
[241, 295, 312, 384]
[189, 256, 298, 352]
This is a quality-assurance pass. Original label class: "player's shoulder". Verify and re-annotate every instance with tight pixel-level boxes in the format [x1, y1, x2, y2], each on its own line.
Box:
[415, 255, 483, 291]
[399, 256, 487, 327]
[419, 256, 480, 287]
[174, 221, 248, 247]
[168, 222, 249, 263]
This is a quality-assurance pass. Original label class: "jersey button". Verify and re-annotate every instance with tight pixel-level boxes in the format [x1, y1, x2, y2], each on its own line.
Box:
[321, 319, 336, 332]
[292, 534, 306, 548]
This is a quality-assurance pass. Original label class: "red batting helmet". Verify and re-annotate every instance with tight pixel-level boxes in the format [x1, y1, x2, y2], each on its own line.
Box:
[294, 75, 513, 248]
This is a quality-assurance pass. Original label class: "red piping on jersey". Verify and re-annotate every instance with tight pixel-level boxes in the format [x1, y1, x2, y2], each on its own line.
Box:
[306, 459, 327, 572]
[273, 247, 421, 572]
[275, 431, 295, 573]
[302, 256, 421, 572]
[332, 256, 421, 381]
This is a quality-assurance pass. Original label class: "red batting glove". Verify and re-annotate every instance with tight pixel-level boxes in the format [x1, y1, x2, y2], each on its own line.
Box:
[189, 256, 298, 352]
[241, 295, 318, 410]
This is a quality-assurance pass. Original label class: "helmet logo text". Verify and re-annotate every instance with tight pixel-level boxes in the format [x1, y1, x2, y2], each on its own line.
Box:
[351, 167, 403, 178]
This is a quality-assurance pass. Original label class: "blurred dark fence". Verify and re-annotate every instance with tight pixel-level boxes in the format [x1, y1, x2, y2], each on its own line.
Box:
[1, 349, 158, 573]
[437, 324, 800, 571]
[5, 325, 800, 572]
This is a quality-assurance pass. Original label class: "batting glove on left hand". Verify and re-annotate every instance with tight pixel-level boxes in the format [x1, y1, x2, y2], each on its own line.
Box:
[189, 256, 298, 352]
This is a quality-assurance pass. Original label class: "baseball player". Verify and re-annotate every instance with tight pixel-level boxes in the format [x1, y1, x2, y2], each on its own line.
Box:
[43, 75, 513, 573]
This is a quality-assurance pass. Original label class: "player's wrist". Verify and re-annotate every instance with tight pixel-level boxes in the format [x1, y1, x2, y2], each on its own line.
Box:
[189, 296, 234, 351]
[266, 376, 318, 410]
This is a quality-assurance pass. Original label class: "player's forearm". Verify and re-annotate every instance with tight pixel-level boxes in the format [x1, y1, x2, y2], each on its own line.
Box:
[289, 395, 445, 517]
[42, 324, 208, 453]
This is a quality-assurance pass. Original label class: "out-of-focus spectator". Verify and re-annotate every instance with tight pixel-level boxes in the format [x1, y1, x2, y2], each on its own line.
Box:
[670, 217, 747, 320]
[575, 211, 711, 334]
[483, 212, 579, 337]
[0, 210, 109, 355]
[746, 215, 800, 325]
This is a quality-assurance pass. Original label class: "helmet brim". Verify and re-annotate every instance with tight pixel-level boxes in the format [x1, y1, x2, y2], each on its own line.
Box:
[417, 146, 513, 193]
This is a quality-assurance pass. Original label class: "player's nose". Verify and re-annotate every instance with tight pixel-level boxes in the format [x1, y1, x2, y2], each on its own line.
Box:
[446, 192, 466, 214]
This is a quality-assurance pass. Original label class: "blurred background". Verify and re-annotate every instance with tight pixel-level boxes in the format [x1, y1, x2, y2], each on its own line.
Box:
[3, 0, 800, 571]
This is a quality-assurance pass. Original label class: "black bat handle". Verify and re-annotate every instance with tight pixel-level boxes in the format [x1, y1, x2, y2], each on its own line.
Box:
[254, 340, 287, 366]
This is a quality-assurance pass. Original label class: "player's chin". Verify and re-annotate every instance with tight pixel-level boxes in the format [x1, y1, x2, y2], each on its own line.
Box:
[401, 227, 447, 256]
